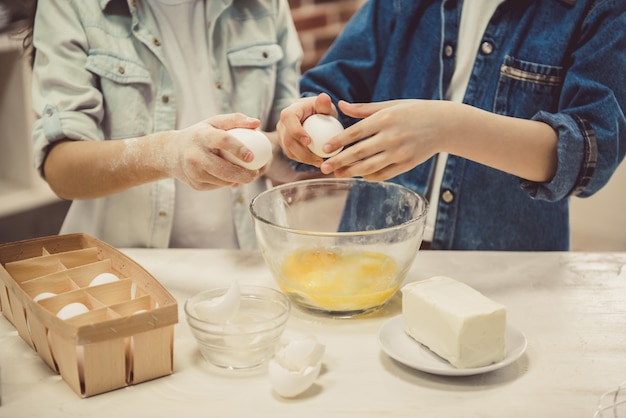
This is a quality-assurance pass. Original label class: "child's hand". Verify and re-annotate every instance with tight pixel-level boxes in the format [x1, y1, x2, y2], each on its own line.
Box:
[277, 93, 338, 167]
[320, 99, 450, 180]
[165, 113, 265, 189]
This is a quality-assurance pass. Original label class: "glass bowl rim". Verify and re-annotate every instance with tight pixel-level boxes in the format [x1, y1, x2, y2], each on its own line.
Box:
[184, 285, 291, 329]
[249, 178, 429, 237]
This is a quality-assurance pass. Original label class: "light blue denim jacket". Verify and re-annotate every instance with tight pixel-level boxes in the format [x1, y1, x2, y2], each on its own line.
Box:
[31, 0, 302, 248]
[299, 0, 626, 250]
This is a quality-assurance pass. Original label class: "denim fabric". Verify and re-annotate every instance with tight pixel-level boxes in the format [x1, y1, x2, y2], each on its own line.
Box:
[31, 0, 302, 248]
[299, 0, 626, 250]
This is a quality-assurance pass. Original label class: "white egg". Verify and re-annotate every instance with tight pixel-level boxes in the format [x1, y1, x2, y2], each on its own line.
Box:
[89, 272, 120, 287]
[224, 128, 272, 170]
[56, 302, 90, 320]
[33, 292, 57, 302]
[302, 114, 345, 158]
[194, 280, 241, 324]
[269, 335, 326, 398]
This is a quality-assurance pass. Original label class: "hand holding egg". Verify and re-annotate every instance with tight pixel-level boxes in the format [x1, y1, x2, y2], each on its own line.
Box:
[302, 114, 345, 158]
[223, 128, 272, 170]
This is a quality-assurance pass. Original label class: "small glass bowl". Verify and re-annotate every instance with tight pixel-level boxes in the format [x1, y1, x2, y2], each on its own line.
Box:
[185, 285, 290, 370]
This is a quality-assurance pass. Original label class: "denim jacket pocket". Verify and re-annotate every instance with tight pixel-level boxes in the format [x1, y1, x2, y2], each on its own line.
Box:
[227, 43, 284, 120]
[228, 43, 284, 67]
[86, 50, 153, 139]
[494, 55, 565, 119]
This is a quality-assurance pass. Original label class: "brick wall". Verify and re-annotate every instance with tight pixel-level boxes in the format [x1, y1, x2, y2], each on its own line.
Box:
[289, 0, 365, 72]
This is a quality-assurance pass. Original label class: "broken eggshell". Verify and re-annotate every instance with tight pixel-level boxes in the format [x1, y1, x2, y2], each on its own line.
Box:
[269, 335, 325, 398]
[194, 280, 241, 324]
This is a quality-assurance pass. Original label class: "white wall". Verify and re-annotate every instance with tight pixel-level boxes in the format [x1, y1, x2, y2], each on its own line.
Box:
[570, 161, 626, 251]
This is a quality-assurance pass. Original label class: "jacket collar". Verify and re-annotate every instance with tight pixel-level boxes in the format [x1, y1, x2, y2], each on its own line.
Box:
[99, 0, 135, 12]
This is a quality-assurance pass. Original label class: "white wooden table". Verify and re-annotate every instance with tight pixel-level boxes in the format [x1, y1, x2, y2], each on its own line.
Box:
[1, 249, 625, 417]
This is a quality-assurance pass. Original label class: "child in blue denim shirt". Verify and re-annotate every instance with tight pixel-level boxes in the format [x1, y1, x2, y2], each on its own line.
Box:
[278, 0, 626, 250]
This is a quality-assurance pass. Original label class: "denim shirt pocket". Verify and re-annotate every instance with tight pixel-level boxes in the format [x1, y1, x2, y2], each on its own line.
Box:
[227, 43, 284, 120]
[86, 51, 153, 139]
[494, 55, 565, 119]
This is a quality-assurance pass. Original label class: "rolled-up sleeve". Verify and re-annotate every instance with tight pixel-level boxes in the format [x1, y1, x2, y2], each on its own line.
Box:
[524, 111, 599, 201]
[31, 0, 104, 176]
[522, 3, 626, 201]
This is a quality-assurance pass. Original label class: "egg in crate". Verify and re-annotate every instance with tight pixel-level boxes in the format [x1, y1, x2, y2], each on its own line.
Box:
[89, 272, 120, 286]
[56, 302, 90, 320]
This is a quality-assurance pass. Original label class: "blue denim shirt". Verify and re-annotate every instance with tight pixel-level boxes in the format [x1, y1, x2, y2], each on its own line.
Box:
[299, 0, 626, 250]
[31, 0, 302, 248]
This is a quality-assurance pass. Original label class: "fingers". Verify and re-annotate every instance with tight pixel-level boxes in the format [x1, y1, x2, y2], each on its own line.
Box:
[319, 115, 402, 177]
[338, 100, 399, 119]
[322, 145, 404, 181]
[319, 100, 402, 158]
[320, 116, 371, 157]
[207, 113, 261, 131]
[277, 96, 325, 166]
[191, 154, 259, 190]
[175, 119, 264, 189]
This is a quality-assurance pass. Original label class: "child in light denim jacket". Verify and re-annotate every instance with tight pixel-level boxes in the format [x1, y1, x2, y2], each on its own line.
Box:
[22, 0, 308, 248]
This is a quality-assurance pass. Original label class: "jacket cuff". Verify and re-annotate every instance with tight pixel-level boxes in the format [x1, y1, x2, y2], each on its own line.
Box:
[521, 111, 597, 201]
[569, 115, 598, 196]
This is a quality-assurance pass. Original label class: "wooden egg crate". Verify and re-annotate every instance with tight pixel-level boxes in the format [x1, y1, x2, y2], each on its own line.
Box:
[0, 233, 178, 397]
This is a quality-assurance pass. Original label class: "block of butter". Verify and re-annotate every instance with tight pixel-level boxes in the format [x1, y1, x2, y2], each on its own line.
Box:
[401, 276, 506, 368]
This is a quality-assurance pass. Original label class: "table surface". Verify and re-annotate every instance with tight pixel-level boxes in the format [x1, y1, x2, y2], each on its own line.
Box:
[1, 249, 625, 418]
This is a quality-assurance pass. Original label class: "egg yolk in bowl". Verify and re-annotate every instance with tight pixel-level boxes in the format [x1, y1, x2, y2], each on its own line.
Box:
[279, 249, 399, 312]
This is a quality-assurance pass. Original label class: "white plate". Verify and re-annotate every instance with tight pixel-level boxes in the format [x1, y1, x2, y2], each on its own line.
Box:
[379, 316, 527, 376]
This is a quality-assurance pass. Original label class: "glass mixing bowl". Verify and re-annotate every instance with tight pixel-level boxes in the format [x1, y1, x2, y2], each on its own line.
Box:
[250, 178, 428, 317]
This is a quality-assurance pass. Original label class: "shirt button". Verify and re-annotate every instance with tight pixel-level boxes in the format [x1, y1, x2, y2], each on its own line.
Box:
[161, 95, 169, 104]
[480, 41, 494, 55]
[158, 211, 168, 218]
[117, 66, 125, 75]
[215, 82, 222, 89]
[441, 189, 455, 204]
[444, 44, 454, 58]
[153, 38, 161, 47]
[262, 51, 268, 59]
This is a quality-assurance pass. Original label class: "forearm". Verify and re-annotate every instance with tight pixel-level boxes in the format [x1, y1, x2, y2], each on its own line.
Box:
[446, 103, 558, 183]
[43, 133, 172, 200]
